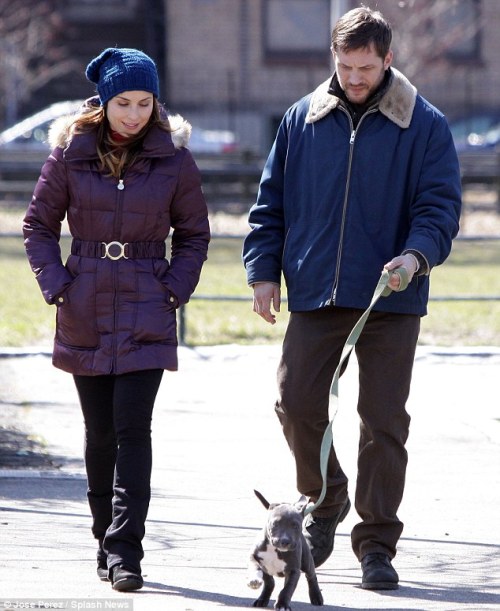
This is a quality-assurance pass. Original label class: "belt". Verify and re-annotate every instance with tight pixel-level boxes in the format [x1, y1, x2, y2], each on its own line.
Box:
[71, 239, 166, 261]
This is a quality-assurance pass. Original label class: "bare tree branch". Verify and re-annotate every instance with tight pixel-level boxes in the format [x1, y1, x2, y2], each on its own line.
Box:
[0, 0, 75, 125]
[378, 0, 484, 81]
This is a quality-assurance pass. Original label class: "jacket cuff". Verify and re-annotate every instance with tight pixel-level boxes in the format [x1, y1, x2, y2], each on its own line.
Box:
[402, 249, 429, 276]
[250, 281, 281, 288]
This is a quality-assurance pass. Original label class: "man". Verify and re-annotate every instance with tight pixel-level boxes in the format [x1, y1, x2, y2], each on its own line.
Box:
[243, 7, 461, 590]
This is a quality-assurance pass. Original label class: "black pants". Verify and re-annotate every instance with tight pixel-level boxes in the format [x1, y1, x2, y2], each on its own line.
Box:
[275, 307, 420, 561]
[73, 369, 164, 573]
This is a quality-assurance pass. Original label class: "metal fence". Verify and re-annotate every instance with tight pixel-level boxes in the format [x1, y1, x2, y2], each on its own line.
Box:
[1, 230, 498, 345]
[178, 291, 500, 345]
[176, 234, 500, 345]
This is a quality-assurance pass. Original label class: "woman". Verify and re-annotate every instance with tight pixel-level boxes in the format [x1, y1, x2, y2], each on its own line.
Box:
[23, 48, 210, 591]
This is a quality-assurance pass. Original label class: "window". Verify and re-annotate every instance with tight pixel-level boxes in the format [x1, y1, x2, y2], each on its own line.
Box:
[62, 0, 137, 21]
[263, 0, 331, 62]
[436, 0, 482, 62]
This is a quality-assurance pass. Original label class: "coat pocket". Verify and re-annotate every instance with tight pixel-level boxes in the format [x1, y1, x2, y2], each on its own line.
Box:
[131, 263, 177, 345]
[55, 272, 100, 349]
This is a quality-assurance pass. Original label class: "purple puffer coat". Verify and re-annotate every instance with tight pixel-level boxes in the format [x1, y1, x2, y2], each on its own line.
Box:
[23, 110, 210, 375]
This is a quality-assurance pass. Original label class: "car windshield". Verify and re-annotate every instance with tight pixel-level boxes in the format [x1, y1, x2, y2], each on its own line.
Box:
[0, 101, 84, 147]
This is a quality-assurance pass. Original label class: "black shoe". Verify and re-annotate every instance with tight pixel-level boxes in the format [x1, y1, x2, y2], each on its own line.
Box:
[96, 542, 109, 582]
[361, 553, 399, 590]
[111, 565, 143, 592]
[303, 496, 351, 567]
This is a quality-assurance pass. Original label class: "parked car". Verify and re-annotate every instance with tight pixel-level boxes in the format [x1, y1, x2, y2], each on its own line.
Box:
[449, 114, 500, 209]
[449, 113, 500, 152]
[0, 100, 238, 155]
[0, 100, 85, 149]
[465, 122, 500, 150]
[188, 127, 238, 155]
[0, 101, 244, 205]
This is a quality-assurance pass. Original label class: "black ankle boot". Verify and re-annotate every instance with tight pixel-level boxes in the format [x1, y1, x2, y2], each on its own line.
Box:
[111, 564, 143, 592]
[361, 553, 399, 590]
[303, 496, 351, 567]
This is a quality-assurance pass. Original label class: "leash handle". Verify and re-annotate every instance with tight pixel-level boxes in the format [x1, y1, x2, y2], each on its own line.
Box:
[381, 266, 409, 297]
[304, 267, 406, 516]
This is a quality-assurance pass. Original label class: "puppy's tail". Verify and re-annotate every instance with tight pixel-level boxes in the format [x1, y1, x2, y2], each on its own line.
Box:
[254, 489, 270, 509]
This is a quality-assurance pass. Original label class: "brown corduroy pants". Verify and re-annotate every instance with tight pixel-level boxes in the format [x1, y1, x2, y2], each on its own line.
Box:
[275, 306, 420, 560]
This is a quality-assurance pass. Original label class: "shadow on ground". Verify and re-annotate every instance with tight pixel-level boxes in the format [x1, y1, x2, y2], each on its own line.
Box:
[0, 425, 81, 472]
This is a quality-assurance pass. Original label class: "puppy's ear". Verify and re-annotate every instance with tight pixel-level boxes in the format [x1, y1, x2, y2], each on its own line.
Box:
[295, 494, 308, 515]
[254, 489, 270, 509]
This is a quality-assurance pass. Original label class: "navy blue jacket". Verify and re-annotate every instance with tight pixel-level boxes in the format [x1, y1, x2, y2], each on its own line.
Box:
[243, 69, 461, 316]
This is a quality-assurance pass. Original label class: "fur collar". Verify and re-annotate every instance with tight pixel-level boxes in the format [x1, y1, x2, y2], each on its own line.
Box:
[305, 68, 417, 128]
[48, 100, 191, 151]
[166, 113, 192, 148]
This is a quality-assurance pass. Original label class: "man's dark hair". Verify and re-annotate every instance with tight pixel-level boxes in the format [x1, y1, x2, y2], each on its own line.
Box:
[331, 6, 392, 59]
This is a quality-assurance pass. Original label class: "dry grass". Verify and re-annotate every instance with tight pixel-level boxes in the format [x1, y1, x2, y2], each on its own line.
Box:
[2, 187, 499, 348]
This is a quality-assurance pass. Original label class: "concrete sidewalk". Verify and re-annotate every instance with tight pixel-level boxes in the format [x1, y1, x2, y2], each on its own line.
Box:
[1, 345, 499, 610]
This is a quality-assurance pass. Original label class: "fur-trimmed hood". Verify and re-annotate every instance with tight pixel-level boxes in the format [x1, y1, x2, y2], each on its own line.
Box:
[306, 67, 417, 128]
[48, 98, 191, 151]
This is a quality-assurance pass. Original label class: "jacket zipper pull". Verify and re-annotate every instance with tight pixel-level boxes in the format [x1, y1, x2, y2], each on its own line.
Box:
[350, 129, 356, 145]
[117, 178, 125, 191]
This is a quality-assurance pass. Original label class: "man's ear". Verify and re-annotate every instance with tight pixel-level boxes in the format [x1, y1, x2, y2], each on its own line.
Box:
[384, 49, 393, 70]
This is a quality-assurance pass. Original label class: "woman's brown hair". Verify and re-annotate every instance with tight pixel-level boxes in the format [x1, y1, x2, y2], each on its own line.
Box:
[71, 98, 171, 178]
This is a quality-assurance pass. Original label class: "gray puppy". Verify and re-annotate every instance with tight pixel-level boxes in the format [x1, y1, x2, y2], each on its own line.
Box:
[247, 490, 324, 610]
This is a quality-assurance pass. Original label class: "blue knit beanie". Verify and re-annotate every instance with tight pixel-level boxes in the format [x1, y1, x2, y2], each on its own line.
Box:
[85, 47, 159, 105]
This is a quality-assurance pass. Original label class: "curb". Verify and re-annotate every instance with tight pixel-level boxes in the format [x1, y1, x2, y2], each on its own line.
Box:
[0, 469, 85, 479]
[1, 345, 500, 359]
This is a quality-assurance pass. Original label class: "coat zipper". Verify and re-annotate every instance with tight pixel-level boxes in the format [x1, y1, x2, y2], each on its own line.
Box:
[113, 173, 125, 234]
[330, 107, 377, 304]
[111, 171, 126, 371]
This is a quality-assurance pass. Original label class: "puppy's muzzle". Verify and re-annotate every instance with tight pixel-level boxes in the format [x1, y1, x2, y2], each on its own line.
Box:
[272, 535, 296, 552]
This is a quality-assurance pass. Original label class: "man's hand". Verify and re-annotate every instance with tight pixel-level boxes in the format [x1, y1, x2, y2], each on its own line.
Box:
[384, 254, 418, 291]
[252, 282, 281, 324]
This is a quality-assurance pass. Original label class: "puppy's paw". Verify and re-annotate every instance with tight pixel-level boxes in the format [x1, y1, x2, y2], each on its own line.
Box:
[309, 582, 324, 605]
[248, 577, 264, 590]
[310, 591, 324, 606]
[247, 569, 264, 589]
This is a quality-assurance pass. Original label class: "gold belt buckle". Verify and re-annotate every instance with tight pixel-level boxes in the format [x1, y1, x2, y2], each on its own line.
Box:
[101, 241, 129, 260]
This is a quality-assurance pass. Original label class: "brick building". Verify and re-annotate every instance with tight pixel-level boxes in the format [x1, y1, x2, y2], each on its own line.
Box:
[165, 0, 335, 152]
[2, 0, 498, 155]
[164, 0, 500, 154]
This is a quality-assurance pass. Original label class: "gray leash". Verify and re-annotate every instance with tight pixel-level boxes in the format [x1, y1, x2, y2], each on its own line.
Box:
[304, 267, 409, 516]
